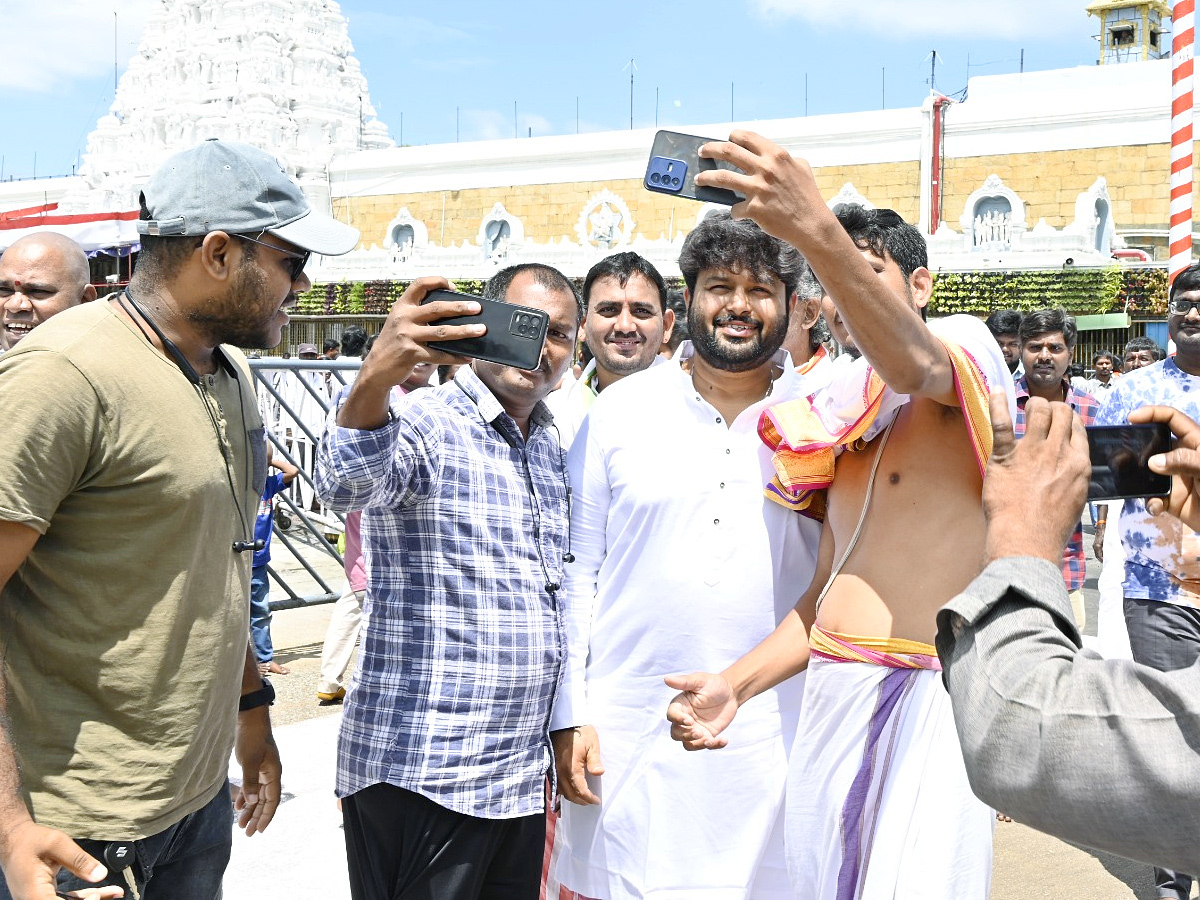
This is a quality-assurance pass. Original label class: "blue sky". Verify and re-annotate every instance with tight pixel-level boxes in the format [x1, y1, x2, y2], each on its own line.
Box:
[2, 0, 1112, 180]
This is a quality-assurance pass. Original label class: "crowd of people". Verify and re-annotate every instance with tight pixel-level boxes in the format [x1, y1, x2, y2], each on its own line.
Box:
[3, 131, 1200, 900]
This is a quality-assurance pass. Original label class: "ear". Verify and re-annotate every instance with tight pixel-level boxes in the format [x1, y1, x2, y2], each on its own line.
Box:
[682, 287, 692, 310]
[81, 284, 97, 304]
[908, 266, 933, 310]
[197, 231, 238, 282]
[662, 307, 676, 340]
[799, 296, 821, 329]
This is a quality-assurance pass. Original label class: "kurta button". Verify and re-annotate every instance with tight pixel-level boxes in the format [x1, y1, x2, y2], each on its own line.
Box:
[725, 449, 731, 455]
[720, 482, 725, 488]
[715, 417, 722, 423]
[713, 518, 719, 525]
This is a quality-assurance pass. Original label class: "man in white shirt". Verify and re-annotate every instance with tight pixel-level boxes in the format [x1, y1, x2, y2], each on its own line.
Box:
[546, 252, 674, 448]
[548, 212, 822, 900]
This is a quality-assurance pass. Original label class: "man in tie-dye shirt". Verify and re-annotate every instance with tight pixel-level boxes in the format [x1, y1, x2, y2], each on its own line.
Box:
[1093, 261, 1200, 900]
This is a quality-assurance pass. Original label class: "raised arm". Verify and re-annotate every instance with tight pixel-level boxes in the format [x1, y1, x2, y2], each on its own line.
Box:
[336, 277, 480, 430]
[665, 518, 833, 750]
[695, 131, 957, 405]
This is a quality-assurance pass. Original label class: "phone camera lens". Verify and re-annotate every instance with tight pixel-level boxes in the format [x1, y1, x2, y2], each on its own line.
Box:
[671, 177, 681, 187]
[650, 173, 661, 184]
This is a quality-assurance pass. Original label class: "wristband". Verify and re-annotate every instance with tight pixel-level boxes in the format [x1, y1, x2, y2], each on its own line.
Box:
[239, 679, 276, 712]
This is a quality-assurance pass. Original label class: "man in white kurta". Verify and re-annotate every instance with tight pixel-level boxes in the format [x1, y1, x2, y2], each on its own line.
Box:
[550, 211, 822, 900]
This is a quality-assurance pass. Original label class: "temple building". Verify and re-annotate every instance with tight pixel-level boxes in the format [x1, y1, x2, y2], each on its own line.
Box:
[0, 0, 1191, 340]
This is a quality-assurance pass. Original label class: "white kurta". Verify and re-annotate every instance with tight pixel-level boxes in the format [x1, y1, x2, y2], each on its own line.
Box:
[551, 344, 821, 900]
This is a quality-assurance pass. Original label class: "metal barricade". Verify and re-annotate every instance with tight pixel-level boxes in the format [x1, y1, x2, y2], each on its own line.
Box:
[248, 357, 363, 609]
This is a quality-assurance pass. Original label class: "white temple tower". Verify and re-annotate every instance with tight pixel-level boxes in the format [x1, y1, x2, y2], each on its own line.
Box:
[62, 0, 392, 217]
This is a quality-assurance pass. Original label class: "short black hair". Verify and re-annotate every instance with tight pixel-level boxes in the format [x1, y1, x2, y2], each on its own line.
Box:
[340, 325, 369, 357]
[582, 252, 668, 313]
[1171, 262, 1200, 301]
[985, 309, 1023, 338]
[322, 338, 341, 353]
[132, 194, 217, 286]
[1124, 335, 1165, 359]
[1019, 309, 1077, 351]
[363, 334, 379, 359]
[678, 211, 804, 298]
[483, 262, 582, 324]
[834, 205, 927, 279]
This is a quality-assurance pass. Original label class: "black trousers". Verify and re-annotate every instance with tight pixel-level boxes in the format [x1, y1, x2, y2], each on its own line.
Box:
[1124, 597, 1200, 900]
[342, 783, 543, 900]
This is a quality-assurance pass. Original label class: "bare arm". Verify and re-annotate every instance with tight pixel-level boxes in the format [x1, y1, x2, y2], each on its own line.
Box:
[0, 522, 115, 899]
[665, 518, 833, 749]
[696, 131, 957, 405]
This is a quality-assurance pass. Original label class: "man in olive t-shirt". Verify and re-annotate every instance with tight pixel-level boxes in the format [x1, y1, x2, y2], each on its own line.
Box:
[0, 140, 359, 900]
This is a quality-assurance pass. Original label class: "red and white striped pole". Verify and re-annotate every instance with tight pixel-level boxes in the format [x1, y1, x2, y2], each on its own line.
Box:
[1170, 0, 1195, 286]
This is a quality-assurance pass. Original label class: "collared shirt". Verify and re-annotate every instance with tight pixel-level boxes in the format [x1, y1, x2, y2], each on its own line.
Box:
[1095, 358, 1200, 606]
[1013, 377, 1099, 590]
[550, 342, 818, 895]
[315, 366, 568, 818]
[544, 356, 665, 449]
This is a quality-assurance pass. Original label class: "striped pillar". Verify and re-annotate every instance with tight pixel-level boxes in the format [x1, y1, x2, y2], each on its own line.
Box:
[1171, 0, 1195, 284]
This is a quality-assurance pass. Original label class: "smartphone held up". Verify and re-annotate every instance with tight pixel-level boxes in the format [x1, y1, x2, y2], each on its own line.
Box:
[643, 131, 746, 206]
[1085, 423, 1172, 501]
[420, 289, 549, 371]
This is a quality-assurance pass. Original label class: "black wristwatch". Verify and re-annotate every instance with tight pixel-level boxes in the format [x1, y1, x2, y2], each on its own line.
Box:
[239, 678, 276, 712]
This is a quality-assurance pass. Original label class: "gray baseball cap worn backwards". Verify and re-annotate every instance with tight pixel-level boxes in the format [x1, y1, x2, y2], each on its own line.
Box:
[137, 139, 360, 256]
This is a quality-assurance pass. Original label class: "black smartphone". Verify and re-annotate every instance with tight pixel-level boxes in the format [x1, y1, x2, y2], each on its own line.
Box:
[420, 289, 549, 370]
[644, 130, 746, 206]
[1086, 423, 1173, 501]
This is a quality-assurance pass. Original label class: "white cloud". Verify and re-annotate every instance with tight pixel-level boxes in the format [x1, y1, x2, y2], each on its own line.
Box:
[749, 0, 1088, 40]
[1, 0, 155, 92]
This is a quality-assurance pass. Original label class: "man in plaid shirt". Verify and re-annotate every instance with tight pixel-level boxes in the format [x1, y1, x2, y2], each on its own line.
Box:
[1012, 309, 1098, 629]
[316, 266, 581, 900]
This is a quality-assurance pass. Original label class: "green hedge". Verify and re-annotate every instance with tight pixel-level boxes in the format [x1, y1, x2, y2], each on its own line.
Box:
[298, 267, 1171, 318]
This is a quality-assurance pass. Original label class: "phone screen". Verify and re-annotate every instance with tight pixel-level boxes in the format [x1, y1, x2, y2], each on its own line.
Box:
[1086, 423, 1172, 501]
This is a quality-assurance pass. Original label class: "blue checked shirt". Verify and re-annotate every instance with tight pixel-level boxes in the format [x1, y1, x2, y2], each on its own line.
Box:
[315, 367, 568, 818]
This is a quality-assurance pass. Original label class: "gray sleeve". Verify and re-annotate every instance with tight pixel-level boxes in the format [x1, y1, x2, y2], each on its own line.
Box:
[936, 556, 1200, 875]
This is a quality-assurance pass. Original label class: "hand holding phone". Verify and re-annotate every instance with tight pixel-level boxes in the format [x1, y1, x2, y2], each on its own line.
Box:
[1086, 423, 1173, 501]
[644, 131, 746, 206]
[420, 289, 549, 370]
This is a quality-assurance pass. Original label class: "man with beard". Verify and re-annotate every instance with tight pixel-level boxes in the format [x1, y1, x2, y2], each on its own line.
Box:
[546, 252, 674, 448]
[0, 139, 359, 899]
[666, 188, 1012, 897]
[1090, 262, 1200, 900]
[549, 212, 820, 899]
[0, 233, 96, 353]
[1012, 309, 1098, 629]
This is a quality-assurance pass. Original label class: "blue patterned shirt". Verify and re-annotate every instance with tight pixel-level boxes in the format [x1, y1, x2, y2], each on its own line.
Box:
[315, 366, 568, 817]
[1095, 358, 1200, 606]
[1013, 377, 1099, 590]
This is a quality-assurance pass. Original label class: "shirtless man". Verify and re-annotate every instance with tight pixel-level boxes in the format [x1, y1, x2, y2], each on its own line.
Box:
[665, 132, 1014, 899]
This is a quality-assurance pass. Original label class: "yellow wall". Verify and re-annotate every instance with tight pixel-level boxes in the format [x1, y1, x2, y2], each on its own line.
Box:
[335, 161, 921, 249]
[334, 145, 1181, 250]
[941, 144, 1174, 230]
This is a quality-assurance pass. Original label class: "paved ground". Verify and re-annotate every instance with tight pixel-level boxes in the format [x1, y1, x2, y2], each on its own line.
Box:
[222, 524, 1187, 899]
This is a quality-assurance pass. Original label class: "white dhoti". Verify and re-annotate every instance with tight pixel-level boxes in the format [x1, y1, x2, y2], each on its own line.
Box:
[785, 631, 993, 900]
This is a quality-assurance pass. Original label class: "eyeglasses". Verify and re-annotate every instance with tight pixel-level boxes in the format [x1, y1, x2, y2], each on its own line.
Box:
[232, 232, 310, 283]
[1170, 297, 1200, 315]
